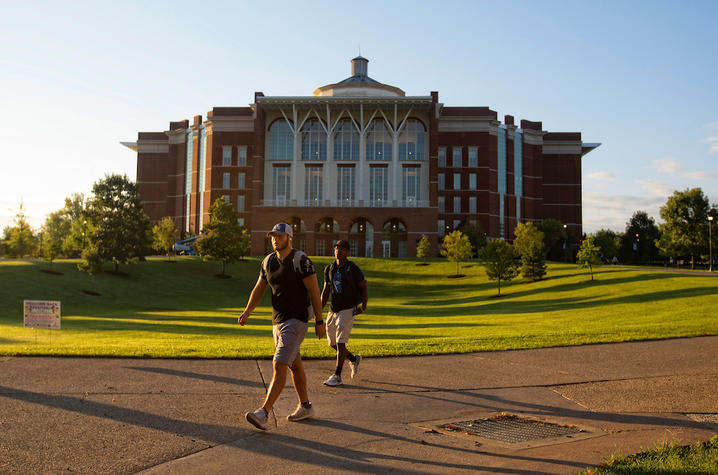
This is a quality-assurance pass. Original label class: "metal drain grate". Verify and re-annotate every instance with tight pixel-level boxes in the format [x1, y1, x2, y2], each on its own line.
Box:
[443, 415, 582, 444]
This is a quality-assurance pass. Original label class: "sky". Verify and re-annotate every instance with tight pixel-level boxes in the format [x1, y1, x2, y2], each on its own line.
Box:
[1, 0, 716, 234]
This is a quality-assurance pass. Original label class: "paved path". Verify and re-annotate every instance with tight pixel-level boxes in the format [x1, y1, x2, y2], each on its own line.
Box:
[1, 336, 717, 474]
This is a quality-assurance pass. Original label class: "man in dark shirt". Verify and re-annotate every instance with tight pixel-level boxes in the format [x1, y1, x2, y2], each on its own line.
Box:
[239, 222, 325, 430]
[320, 240, 368, 386]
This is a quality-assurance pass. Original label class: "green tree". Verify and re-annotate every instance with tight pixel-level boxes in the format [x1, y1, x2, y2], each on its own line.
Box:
[416, 234, 432, 262]
[41, 209, 71, 268]
[152, 217, 177, 260]
[577, 235, 602, 281]
[440, 230, 473, 277]
[619, 210, 661, 265]
[2, 203, 38, 258]
[513, 222, 547, 281]
[594, 229, 620, 263]
[536, 219, 567, 261]
[196, 198, 250, 276]
[477, 239, 520, 296]
[459, 221, 487, 256]
[657, 188, 713, 269]
[81, 174, 153, 273]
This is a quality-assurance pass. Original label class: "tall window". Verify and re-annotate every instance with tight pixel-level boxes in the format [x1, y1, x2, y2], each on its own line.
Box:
[369, 167, 388, 203]
[366, 120, 392, 160]
[223, 147, 232, 166]
[438, 172, 444, 191]
[498, 126, 507, 238]
[438, 219, 445, 237]
[453, 173, 461, 190]
[438, 196, 445, 213]
[402, 167, 420, 204]
[184, 130, 193, 232]
[454, 196, 461, 213]
[398, 119, 425, 161]
[452, 147, 462, 167]
[333, 119, 359, 161]
[238, 172, 245, 189]
[469, 196, 477, 214]
[238, 147, 247, 166]
[198, 128, 207, 221]
[438, 147, 446, 168]
[469, 173, 477, 190]
[304, 167, 323, 205]
[223, 172, 230, 189]
[300, 119, 327, 161]
[337, 167, 355, 204]
[468, 147, 478, 167]
[237, 195, 245, 212]
[514, 130, 523, 221]
[268, 120, 294, 161]
[273, 166, 291, 204]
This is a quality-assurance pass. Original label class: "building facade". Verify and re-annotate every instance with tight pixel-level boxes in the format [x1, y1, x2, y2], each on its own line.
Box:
[125, 57, 599, 257]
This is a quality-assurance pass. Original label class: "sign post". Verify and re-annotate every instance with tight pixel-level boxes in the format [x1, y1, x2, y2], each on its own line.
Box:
[23, 300, 61, 338]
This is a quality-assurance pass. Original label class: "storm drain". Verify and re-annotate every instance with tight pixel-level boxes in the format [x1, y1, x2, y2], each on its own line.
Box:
[443, 415, 582, 444]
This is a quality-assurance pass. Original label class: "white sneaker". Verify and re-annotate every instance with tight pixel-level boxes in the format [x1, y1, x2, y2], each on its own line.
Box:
[246, 408, 269, 430]
[323, 374, 342, 386]
[349, 355, 362, 379]
[287, 404, 315, 422]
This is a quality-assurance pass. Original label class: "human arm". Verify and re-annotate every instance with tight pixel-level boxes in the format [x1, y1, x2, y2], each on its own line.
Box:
[320, 279, 331, 309]
[356, 279, 368, 314]
[303, 273, 326, 339]
[238, 276, 268, 326]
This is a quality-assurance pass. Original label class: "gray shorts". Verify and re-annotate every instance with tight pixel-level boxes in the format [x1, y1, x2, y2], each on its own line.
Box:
[272, 319, 308, 365]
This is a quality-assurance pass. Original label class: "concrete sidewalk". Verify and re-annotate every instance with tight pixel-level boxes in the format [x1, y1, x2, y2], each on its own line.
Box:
[1, 336, 717, 474]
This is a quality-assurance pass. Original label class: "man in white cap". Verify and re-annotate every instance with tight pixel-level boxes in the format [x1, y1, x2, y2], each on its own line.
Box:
[239, 222, 325, 430]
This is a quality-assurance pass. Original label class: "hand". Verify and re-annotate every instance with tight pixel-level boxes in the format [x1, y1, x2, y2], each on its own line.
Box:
[315, 322, 326, 340]
[238, 310, 250, 326]
[356, 303, 366, 315]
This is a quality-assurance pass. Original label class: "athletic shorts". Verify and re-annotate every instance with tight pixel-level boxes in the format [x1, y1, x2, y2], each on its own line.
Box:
[326, 308, 355, 347]
[272, 319, 308, 365]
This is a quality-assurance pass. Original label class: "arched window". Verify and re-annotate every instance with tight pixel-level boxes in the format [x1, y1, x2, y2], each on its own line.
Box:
[383, 218, 407, 233]
[316, 217, 339, 233]
[300, 119, 327, 161]
[366, 119, 392, 161]
[283, 216, 306, 234]
[268, 120, 294, 161]
[333, 119, 359, 161]
[398, 119, 426, 161]
[350, 218, 374, 236]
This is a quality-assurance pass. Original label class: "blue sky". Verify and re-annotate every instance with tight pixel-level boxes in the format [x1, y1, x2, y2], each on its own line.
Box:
[1, 0, 716, 233]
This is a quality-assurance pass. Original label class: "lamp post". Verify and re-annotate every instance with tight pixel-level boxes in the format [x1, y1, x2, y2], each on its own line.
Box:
[563, 224, 568, 263]
[709, 216, 714, 272]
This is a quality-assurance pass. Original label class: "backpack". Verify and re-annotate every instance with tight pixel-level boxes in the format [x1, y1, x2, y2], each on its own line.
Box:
[261, 250, 313, 318]
[328, 260, 363, 307]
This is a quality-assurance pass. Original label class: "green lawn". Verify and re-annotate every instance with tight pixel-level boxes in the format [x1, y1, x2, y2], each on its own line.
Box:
[1, 256, 716, 358]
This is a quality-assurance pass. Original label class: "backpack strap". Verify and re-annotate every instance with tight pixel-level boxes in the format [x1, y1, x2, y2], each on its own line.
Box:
[292, 250, 306, 275]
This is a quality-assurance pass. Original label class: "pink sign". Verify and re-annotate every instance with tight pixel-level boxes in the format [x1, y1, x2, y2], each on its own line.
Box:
[23, 300, 61, 329]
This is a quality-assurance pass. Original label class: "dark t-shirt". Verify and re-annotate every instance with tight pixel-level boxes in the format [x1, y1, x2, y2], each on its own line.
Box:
[324, 260, 365, 313]
[260, 250, 316, 324]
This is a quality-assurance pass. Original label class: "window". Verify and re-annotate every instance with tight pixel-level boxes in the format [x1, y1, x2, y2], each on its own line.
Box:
[469, 173, 477, 190]
[402, 167, 419, 204]
[438, 196, 445, 213]
[468, 147, 478, 167]
[453, 219, 462, 229]
[498, 126, 507, 238]
[223, 172, 230, 189]
[238, 147, 247, 166]
[198, 128, 207, 220]
[238, 172, 246, 189]
[454, 196, 461, 213]
[184, 130, 193, 232]
[349, 240, 358, 257]
[238, 217, 245, 227]
[398, 119, 425, 161]
[452, 147, 462, 167]
[369, 167, 388, 203]
[438, 172, 445, 191]
[337, 167, 355, 204]
[223, 195, 230, 203]
[438, 219, 445, 237]
[469, 196, 477, 214]
[304, 167, 323, 205]
[223, 147, 232, 166]
[366, 120, 392, 160]
[300, 119, 327, 161]
[514, 130, 523, 221]
[333, 119, 359, 161]
[273, 166, 291, 203]
[237, 195, 245, 212]
[268, 120, 293, 161]
[453, 173, 461, 190]
[316, 240, 325, 257]
[438, 147, 446, 168]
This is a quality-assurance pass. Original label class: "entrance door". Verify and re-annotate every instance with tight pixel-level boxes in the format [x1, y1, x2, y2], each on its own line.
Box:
[382, 241, 391, 258]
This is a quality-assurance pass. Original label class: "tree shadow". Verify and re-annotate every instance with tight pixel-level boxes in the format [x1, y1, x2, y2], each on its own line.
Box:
[126, 366, 265, 389]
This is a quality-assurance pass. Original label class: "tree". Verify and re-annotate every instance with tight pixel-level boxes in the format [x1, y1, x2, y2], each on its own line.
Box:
[459, 221, 487, 256]
[577, 235, 602, 281]
[196, 198, 250, 276]
[513, 222, 547, 281]
[657, 188, 713, 269]
[2, 203, 38, 258]
[619, 211, 661, 265]
[477, 239, 520, 296]
[416, 234, 431, 262]
[440, 230, 473, 277]
[81, 174, 153, 273]
[152, 217, 177, 260]
[536, 219, 567, 261]
[594, 229, 620, 263]
[41, 210, 71, 268]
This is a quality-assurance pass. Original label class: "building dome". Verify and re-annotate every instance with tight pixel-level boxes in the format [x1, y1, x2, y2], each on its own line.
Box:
[313, 56, 405, 97]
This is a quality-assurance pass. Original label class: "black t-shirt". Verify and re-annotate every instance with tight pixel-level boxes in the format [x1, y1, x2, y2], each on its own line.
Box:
[260, 250, 316, 324]
[324, 260, 365, 313]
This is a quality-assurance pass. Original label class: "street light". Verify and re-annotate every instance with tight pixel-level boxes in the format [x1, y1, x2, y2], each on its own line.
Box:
[563, 224, 568, 263]
[709, 216, 714, 272]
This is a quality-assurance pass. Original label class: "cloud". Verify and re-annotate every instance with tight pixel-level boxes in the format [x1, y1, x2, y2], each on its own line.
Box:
[706, 136, 718, 154]
[582, 192, 665, 233]
[587, 171, 615, 181]
[653, 159, 682, 174]
[683, 171, 715, 180]
[636, 179, 674, 197]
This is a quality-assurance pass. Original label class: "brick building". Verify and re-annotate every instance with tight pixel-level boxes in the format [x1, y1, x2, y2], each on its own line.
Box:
[124, 56, 599, 257]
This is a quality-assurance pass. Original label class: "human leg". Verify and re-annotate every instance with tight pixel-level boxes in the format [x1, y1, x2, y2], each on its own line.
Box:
[289, 358, 309, 404]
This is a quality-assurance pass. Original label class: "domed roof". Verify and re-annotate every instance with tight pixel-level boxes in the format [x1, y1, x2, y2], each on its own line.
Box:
[314, 57, 405, 97]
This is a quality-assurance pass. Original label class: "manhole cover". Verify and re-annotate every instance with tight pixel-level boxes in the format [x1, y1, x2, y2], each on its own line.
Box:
[443, 415, 582, 444]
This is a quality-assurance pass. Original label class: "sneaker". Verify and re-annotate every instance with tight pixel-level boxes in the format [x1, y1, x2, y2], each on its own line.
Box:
[245, 408, 269, 430]
[349, 355, 362, 379]
[287, 404, 315, 422]
[323, 374, 342, 386]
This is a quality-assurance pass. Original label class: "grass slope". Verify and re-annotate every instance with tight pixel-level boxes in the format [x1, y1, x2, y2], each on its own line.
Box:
[1, 257, 716, 358]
